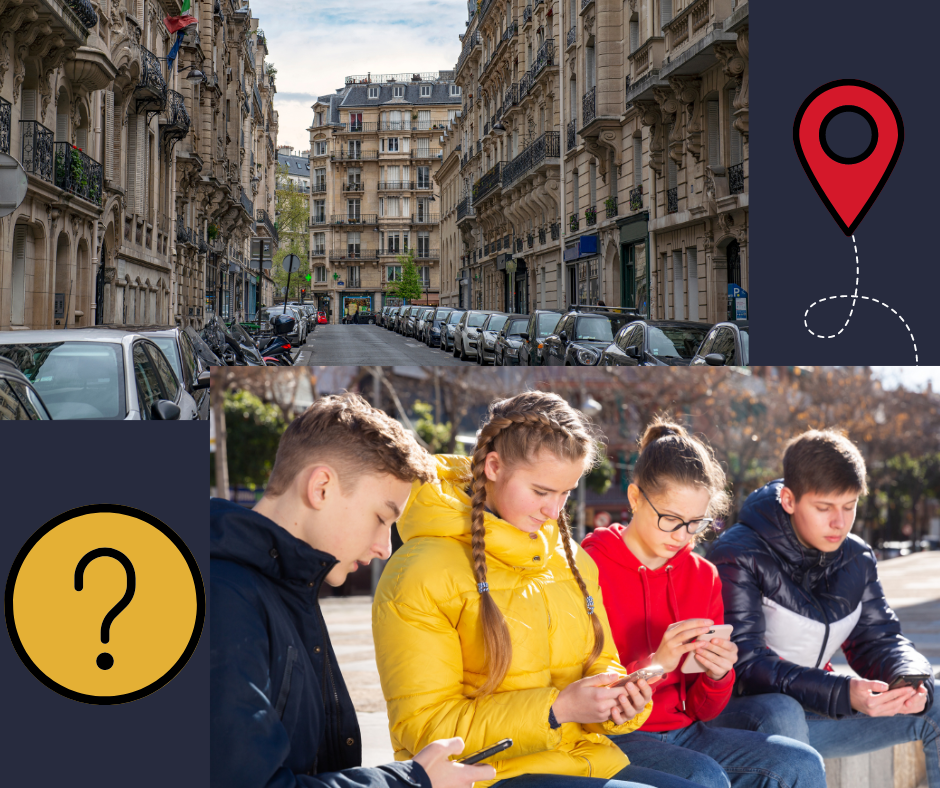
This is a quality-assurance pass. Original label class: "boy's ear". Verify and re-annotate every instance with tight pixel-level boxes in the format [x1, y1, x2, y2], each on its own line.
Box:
[779, 486, 797, 514]
[303, 465, 334, 510]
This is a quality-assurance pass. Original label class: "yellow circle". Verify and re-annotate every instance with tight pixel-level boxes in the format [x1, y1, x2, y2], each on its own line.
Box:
[9, 508, 202, 701]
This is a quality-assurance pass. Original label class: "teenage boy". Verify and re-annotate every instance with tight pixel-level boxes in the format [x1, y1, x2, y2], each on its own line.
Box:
[211, 393, 497, 788]
[707, 429, 940, 787]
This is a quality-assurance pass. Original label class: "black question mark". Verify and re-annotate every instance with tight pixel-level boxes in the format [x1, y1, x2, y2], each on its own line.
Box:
[74, 548, 136, 670]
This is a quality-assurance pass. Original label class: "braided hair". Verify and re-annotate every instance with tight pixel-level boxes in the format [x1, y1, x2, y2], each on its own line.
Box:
[466, 391, 605, 697]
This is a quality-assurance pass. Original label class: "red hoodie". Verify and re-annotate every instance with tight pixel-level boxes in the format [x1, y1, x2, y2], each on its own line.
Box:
[582, 524, 734, 731]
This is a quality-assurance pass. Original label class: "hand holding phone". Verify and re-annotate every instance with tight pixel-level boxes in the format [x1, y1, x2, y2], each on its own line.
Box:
[681, 624, 734, 675]
[413, 738, 497, 788]
[607, 666, 666, 689]
[888, 674, 930, 691]
[457, 738, 513, 765]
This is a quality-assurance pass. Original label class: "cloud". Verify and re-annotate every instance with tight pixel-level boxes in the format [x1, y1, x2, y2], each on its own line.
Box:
[251, 0, 469, 151]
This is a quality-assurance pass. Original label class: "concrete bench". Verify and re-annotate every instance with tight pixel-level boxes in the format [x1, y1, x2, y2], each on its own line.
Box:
[824, 741, 926, 788]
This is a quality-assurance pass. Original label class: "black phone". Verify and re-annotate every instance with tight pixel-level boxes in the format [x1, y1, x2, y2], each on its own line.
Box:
[458, 738, 513, 765]
[888, 674, 930, 691]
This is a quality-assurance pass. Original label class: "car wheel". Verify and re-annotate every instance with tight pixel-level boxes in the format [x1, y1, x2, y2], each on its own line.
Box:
[496, 350, 503, 366]
[459, 340, 467, 361]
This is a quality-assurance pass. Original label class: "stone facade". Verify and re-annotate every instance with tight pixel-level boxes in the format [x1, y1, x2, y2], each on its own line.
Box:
[0, 0, 277, 332]
[308, 72, 460, 323]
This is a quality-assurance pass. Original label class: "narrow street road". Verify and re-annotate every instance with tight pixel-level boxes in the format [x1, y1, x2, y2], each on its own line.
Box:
[293, 325, 471, 366]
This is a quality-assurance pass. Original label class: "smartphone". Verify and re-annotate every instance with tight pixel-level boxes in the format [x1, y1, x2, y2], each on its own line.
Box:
[888, 674, 930, 691]
[681, 624, 734, 674]
[458, 738, 513, 765]
[607, 665, 666, 689]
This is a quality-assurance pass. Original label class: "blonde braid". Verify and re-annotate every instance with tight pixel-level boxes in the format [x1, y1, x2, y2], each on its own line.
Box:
[557, 507, 606, 670]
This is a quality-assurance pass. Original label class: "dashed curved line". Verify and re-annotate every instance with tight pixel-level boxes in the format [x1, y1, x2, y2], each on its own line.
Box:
[804, 235, 918, 364]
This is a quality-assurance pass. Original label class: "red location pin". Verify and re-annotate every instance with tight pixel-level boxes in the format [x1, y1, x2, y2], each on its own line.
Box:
[793, 79, 903, 236]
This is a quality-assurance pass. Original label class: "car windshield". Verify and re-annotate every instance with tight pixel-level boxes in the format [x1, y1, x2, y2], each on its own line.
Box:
[537, 313, 561, 336]
[0, 342, 126, 420]
[574, 316, 615, 342]
[486, 315, 508, 332]
[739, 327, 749, 365]
[149, 337, 181, 381]
[435, 310, 452, 323]
[649, 326, 710, 359]
[468, 312, 488, 327]
[447, 311, 464, 324]
[507, 318, 528, 335]
[263, 308, 294, 323]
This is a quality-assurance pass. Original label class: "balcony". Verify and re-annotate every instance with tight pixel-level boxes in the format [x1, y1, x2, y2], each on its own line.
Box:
[176, 216, 195, 245]
[502, 131, 560, 190]
[20, 121, 54, 183]
[567, 26, 577, 49]
[239, 187, 253, 218]
[456, 31, 482, 77]
[582, 87, 596, 128]
[53, 143, 103, 206]
[312, 182, 327, 193]
[538, 227, 546, 244]
[340, 121, 378, 133]
[198, 230, 208, 255]
[729, 162, 745, 195]
[456, 197, 475, 225]
[330, 150, 378, 161]
[550, 222, 560, 240]
[256, 208, 278, 246]
[160, 90, 191, 147]
[415, 181, 432, 191]
[527, 234, 533, 249]
[667, 187, 678, 214]
[412, 214, 439, 224]
[532, 39, 555, 81]
[411, 149, 442, 160]
[523, 5, 532, 25]
[519, 71, 533, 101]
[415, 249, 440, 259]
[378, 181, 414, 190]
[0, 97, 10, 155]
[134, 46, 168, 117]
[343, 181, 365, 193]
[605, 197, 618, 219]
[329, 249, 379, 261]
[311, 248, 326, 258]
[567, 119, 577, 152]
[309, 216, 329, 227]
[569, 215, 579, 233]
[629, 185, 643, 211]
[505, 84, 518, 110]
[585, 206, 597, 226]
[472, 162, 504, 204]
[331, 214, 378, 226]
[581, 0, 594, 11]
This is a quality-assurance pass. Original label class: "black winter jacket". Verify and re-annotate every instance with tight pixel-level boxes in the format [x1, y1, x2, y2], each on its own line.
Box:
[210, 498, 432, 788]
[708, 480, 934, 719]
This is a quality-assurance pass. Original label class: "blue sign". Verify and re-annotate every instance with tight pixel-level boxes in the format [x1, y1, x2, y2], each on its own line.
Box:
[563, 235, 599, 262]
[337, 281, 345, 286]
[728, 284, 748, 299]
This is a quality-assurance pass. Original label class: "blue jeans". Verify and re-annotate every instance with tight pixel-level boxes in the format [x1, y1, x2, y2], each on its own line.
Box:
[708, 682, 940, 788]
[492, 764, 704, 788]
[607, 722, 825, 788]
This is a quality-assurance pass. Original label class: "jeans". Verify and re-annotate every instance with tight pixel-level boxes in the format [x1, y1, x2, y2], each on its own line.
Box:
[607, 722, 826, 788]
[708, 681, 940, 788]
[492, 764, 705, 788]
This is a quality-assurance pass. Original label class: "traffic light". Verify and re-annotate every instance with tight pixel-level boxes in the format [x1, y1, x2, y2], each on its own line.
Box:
[301, 288, 306, 299]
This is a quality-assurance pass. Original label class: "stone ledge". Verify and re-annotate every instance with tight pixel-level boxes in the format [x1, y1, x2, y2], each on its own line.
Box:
[824, 741, 926, 788]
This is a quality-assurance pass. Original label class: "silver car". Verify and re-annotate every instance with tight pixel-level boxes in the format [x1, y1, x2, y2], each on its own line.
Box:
[0, 329, 200, 420]
[139, 326, 217, 420]
[452, 310, 494, 361]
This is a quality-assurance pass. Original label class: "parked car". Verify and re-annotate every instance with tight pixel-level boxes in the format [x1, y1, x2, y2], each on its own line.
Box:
[493, 314, 530, 366]
[476, 312, 511, 365]
[378, 306, 392, 327]
[518, 309, 563, 366]
[425, 307, 455, 347]
[138, 326, 218, 420]
[395, 306, 414, 334]
[690, 321, 750, 366]
[287, 303, 313, 335]
[601, 320, 711, 366]
[414, 308, 435, 341]
[0, 329, 200, 420]
[440, 309, 466, 352]
[453, 310, 494, 361]
[317, 311, 328, 324]
[402, 306, 422, 337]
[543, 308, 637, 366]
[260, 306, 304, 347]
[0, 356, 52, 420]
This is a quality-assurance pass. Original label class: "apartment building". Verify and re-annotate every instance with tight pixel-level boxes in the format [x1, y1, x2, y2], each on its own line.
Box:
[308, 71, 460, 322]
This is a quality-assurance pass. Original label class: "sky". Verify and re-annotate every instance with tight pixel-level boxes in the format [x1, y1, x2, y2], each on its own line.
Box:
[249, 0, 471, 154]
[872, 367, 940, 391]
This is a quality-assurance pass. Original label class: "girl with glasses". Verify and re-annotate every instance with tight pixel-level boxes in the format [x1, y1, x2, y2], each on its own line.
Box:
[582, 419, 827, 788]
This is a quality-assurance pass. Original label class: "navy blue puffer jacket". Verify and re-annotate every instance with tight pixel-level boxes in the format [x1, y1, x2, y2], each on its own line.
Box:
[708, 480, 934, 719]
[210, 498, 432, 788]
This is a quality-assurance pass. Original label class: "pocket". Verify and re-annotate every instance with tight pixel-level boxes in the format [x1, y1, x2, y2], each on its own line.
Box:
[274, 645, 299, 718]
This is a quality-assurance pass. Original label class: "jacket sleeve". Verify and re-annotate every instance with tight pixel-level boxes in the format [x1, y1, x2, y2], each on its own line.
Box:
[841, 548, 935, 714]
[710, 540, 854, 718]
[211, 573, 431, 788]
[684, 570, 735, 722]
[579, 567, 654, 737]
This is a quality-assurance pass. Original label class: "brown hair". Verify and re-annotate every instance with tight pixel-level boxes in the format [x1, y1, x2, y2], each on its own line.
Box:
[783, 429, 868, 500]
[634, 417, 730, 532]
[465, 391, 604, 696]
[265, 392, 437, 496]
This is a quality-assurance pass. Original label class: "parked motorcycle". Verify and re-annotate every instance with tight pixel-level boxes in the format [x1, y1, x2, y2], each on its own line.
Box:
[201, 317, 266, 366]
[258, 314, 296, 366]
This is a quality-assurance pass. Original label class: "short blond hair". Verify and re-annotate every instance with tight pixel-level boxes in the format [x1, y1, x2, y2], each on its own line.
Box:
[265, 392, 436, 496]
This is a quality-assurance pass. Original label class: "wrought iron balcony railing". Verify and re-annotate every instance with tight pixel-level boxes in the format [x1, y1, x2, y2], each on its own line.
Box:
[240, 187, 254, 218]
[330, 150, 378, 160]
[160, 90, 191, 146]
[411, 149, 442, 159]
[457, 197, 475, 223]
[415, 249, 440, 259]
[472, 161, 504, 204]
[20, 120, 54, 183]
[412, 214, 439, 224]
[567, 119, 577, 151]
[523, 5, 532, 25]
[0, 97, 10, 155]
[329, 249, 380, 260]
[533, 39, 555, 79]
[605, 197, 618, 218]
[581, 0, 594, 10]
[343, 182, 365, 192]
[527, 234, 534, 249]
[582, 86, 596, 128]
[519, 70, 533, 100]
[667, 187, 678, 214]
[54, 143, 103, 205]
[65, 0, 98, 28]
[505, 84, 518, 109]
[312, 181, 327, 193]
[379, 181, 415, 190]
[176, 216, 194, 245]
[341, 121, 377, 132]
[502, 131, 560, 189]
[567, 26, 577, 47]
[585, 205, 597, 226]
[134, 46, 168, 117]
[256, 208, 278, 245]
[550, 222, 560, 240]
[729, 162, 745, 195]
[457, 31, 482, 75]
[629, 185, 643, 211]
[331, 214, 378, 225]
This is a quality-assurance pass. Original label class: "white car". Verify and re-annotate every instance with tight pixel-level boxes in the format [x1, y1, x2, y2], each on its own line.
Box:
[0, 329, 201, 420]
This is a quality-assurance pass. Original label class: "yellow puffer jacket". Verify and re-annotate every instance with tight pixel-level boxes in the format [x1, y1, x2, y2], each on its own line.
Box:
[373, 455, 651, 787]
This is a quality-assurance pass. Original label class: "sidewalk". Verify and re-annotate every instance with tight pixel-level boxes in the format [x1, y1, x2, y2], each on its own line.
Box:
[323, 551, 940, 769]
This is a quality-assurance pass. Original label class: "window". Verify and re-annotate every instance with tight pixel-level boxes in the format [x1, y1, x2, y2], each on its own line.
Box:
[394, 86, 404, 97]
[146, 341, 180, 402]
[633, 136, 642, 187]
[348, 266, 361, 287]
[133, 342, 166, 419]
[387, 137, 399, 152]
[313, 233, 325, 254]
[417, 231, 430, 258]
[348, 139, 361, 158]
[448, 109, 458, 124]
[314, 141, 327, 156]
[418, 110, 431, 130]
[387, 265, 402, 281]
[315, 265, 327, 282]
[369, 87, 379, 99]
[314, 167, 326, 190]
[661, 0, 672, 31]
[419, 266, 431, 287]
[450, 84, 461, 95]
[347, 199, 361, 220]
[630, 20, 639, 53]
[349, 112, 362, 131]
[672, 249, 684, 320]
[707, 99, 720, 167]
[387, 232, 400, 253]
[421, 85, 431, 97]
[417, 165, 430, 188]
[728, 87, 743, 166]
[687, 247, 699, 322]
[313, 200, 326, 222]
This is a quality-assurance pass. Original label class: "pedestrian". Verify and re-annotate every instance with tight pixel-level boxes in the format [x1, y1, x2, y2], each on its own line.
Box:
[582, 419, 827, 788]
[210, 393, 496, 788]
[707, 428, 940, 787]
[373, 391, 706, 788]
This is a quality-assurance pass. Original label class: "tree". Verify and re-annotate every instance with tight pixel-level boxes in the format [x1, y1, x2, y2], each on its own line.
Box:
[273, 162, 310, 301]
[385, 248, 424, 303]
[209, 389, 288, 490]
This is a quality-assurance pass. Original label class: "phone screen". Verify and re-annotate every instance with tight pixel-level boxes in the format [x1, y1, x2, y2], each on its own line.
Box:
[458, 738, 513, 764]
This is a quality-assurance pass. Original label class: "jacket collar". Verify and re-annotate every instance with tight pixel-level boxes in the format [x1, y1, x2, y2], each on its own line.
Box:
[210, 498, 339, 588]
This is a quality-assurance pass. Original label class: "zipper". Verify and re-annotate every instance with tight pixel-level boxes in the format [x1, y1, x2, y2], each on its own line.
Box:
[806, 591, 830, 669]
[314, 584, 343, 766]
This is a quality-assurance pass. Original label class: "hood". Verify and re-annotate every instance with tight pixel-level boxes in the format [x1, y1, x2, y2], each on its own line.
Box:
[736, 479, 840, 572]
[398, 455, 561, 571]
[582, 522, 695, 573]
[210, 498, 338, 586]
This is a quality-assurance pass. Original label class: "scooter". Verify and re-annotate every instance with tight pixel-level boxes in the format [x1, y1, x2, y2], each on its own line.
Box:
[259, 334, 294, 366]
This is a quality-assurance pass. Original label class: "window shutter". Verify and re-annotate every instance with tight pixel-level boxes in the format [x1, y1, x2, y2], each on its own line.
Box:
[22, 89, 37, 122]
[76, 127, 87, 152]
[126, 114, 138, 213]
[633, 137, 642, 187]
[707, 99, 719, 167]
[402, 136, 410, 153]
[379, 197, 384, 216]
[673, 250, 684, 320]
[661, 0, 672, 29]
[56, 111, 68, 142]
[136, 0, 143, 20]
[687, 247, 699, 322]
[135, 116, 145, 214]
[12, 225, 27, 325]
[729, 88, 742, 165]
[403, 196, 410, 215]
[630, 21, 639, 53]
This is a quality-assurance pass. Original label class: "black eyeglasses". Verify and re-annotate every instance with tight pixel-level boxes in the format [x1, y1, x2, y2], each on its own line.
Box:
[637, 487, 714, 535]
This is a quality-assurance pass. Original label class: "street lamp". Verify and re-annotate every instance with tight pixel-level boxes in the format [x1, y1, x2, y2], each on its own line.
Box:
[576, 396, 603, 542]
[505, 257, 517, 313]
